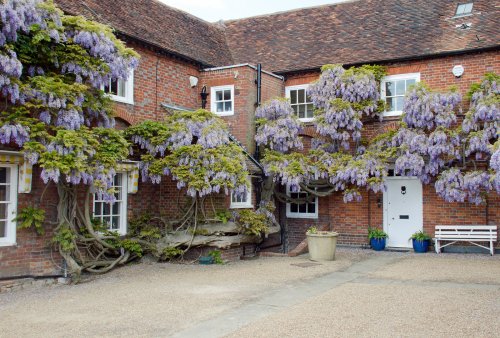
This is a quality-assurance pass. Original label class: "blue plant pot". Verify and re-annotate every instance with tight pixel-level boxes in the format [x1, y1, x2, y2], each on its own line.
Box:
[370, 238, 386, 251]
[412, 239, 430, 253]
[199, 256, 214, 265]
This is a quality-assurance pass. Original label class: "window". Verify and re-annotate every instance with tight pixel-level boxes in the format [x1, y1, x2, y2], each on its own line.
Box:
[455, 3, 473, 17]
[93, 173, 128, 235]
[381, 73, 420, 116]
[211, 85, 234, 116]
[102, 70, 134, 105]
[286, 85, 314, 121]
[230, 179, 252, 209]
[0, 165, 18, 246]
[286, 186, 318, 219]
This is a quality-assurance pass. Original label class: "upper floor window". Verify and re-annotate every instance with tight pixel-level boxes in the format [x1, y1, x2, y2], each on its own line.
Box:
[230, 178, 252, 209]
[0, 165, 18, 246]
[102, 70, 134, 105]
[93, 173, 128, 235]
[286, 85, 314, 122]
[455, 3, 473, 17]
[286, 186, 318, 219]
[211, 85, 234, 116]
[381, 73, 420, 117]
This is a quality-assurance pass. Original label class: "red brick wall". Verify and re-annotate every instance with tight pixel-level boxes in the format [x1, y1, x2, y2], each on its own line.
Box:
[282, 50, 500, 250]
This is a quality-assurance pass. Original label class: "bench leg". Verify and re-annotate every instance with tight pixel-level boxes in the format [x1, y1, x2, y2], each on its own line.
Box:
[491, 241, 494, 256]
[435, 239, 440, 254]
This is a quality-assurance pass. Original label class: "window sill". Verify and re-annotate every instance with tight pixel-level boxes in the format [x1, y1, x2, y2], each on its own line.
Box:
[0, 241, 17, 247]
[286, 213, 318, 219]
[383, 111, 403, 117]
[230, 204, 254, 209]
[214, 111, 234, 117]
[107, 94, 134, 105]
[299, 117, 315, 123]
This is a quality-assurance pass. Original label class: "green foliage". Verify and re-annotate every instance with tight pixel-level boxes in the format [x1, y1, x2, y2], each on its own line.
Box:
[215, 210, 232, 224]
[52, 224, 76, 252]
[368, 227, 388, 240]
[161, 246, 184, 260]
[120, 239, 143, 257]
[235, 209, 269, 236]
[410, 230, 431, 242]
[15, 206, 46, 235]
[128, 214, 162, 241]
[306, 226, 318, 234]
[208, 250, 224, 264]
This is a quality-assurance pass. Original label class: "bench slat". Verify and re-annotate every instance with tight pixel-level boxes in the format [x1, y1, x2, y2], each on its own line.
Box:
[436, 225, 497, 230]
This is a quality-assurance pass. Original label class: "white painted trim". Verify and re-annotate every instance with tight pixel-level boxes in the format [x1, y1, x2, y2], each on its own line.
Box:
[103, 70, 134, 105]
[285, 185, 318, 219]
[0, 164, 18, 246]
[202, 63, 284, 80]
[381, 72, 420, 117]
[230, 180, 253, 209]
[285, 84, 315, 122]
[211, 85, 235, 116]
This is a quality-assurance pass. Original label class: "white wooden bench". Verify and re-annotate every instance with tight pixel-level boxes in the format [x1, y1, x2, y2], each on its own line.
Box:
[434, 225, 497, 255]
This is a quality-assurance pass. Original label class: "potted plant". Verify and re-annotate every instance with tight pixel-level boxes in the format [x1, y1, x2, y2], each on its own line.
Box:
[410, 230, 431, 253]
[306, 226, 339, 261]
[368, 227, 388, 251]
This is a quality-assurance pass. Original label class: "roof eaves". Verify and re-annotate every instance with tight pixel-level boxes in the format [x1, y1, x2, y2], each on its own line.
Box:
[202, 63, 284, 80]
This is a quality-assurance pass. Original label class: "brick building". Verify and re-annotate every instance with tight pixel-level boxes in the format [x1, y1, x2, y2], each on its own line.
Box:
[0, 0, 498, 279]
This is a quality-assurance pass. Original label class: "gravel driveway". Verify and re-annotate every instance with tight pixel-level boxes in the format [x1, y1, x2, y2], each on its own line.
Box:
[1, 248, 499, 337]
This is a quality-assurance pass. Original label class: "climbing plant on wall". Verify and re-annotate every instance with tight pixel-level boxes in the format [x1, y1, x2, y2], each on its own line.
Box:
[256, 64, 499, 205]
[0, 0, 138, 277]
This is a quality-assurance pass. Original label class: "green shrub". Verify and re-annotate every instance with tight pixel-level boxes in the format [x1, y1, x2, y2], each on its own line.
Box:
[410, 230, 431, 241]
[208, 250, 224, 264]
[15, 206, 46, 235]
[368, 227, 388, 240]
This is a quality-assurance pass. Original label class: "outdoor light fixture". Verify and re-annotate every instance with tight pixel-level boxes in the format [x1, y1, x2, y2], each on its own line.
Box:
[200, 85, 209, 109]
[189, 76, 199, 88]
[377, 197, 382, 208]
[401, 186, 407, 195]
[452, 65, 465, 78]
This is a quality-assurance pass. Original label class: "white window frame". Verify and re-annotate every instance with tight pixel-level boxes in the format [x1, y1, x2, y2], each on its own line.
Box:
[92, 173, 128, 235]
[381, 73, 420, 117]
[454, 3, 473, 18]
[285, 84, 315, 122]
[210, 85, 235, 116]
[230, 178, 253, 209]
[102, 70, 134, 105]
[285, 186, 318, 219]
[0, 164, 18, 246]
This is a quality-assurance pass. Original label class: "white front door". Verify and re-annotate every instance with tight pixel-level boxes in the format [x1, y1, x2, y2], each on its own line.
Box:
[383, 177, 423, 248]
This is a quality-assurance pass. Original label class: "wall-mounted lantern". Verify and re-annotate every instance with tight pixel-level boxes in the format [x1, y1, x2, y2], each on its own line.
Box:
[200, 86, 209, 109]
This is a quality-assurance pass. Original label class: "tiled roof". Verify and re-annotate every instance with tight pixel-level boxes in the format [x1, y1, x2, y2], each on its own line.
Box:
[223, 0, 500, 73]
[55, 0, 233, 67]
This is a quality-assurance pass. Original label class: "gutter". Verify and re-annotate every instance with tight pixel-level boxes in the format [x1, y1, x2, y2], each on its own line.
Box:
[202, 63, 284, 81]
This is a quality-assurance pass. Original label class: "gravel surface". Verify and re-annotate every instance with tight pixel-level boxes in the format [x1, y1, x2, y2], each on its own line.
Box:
[1, 248, 499, 338]
[0, 250, 364, 338]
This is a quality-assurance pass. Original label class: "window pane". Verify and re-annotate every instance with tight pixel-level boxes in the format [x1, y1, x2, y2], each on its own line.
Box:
[94, 202, 102, 216]
[396, 97, 405, 111]
[216, 102, 223, 112]
[0, 168, 6, 183]
[223, 90, 231, 101]
[297, 89, 305, 103]
[117, 79, 126, 97]
[109, 80, 118, 96]
[308, 202, 316, 213]
[298, 203, 307, 213]
[102, 203, 110, 216]
[111, 216, 120, 230]
[385, 82, 394, 96]
[306, 104, 314, 118]
[290, 90, 297, 104]
[0, 220, 5, 238]
[395, 80, 406, 96]
[298, 105, 305, 118]
[0, 186, 6, 202]
[292, 105, 298, 114]
[216, 90, 223, 101]
[112, 202, 120, 215]
[406, 79, 416, 88]
[0, 203, 6, 220]
[386, 97, 394, 111]
[224, 101, 232, 112]
[290, 203, 298, 213]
